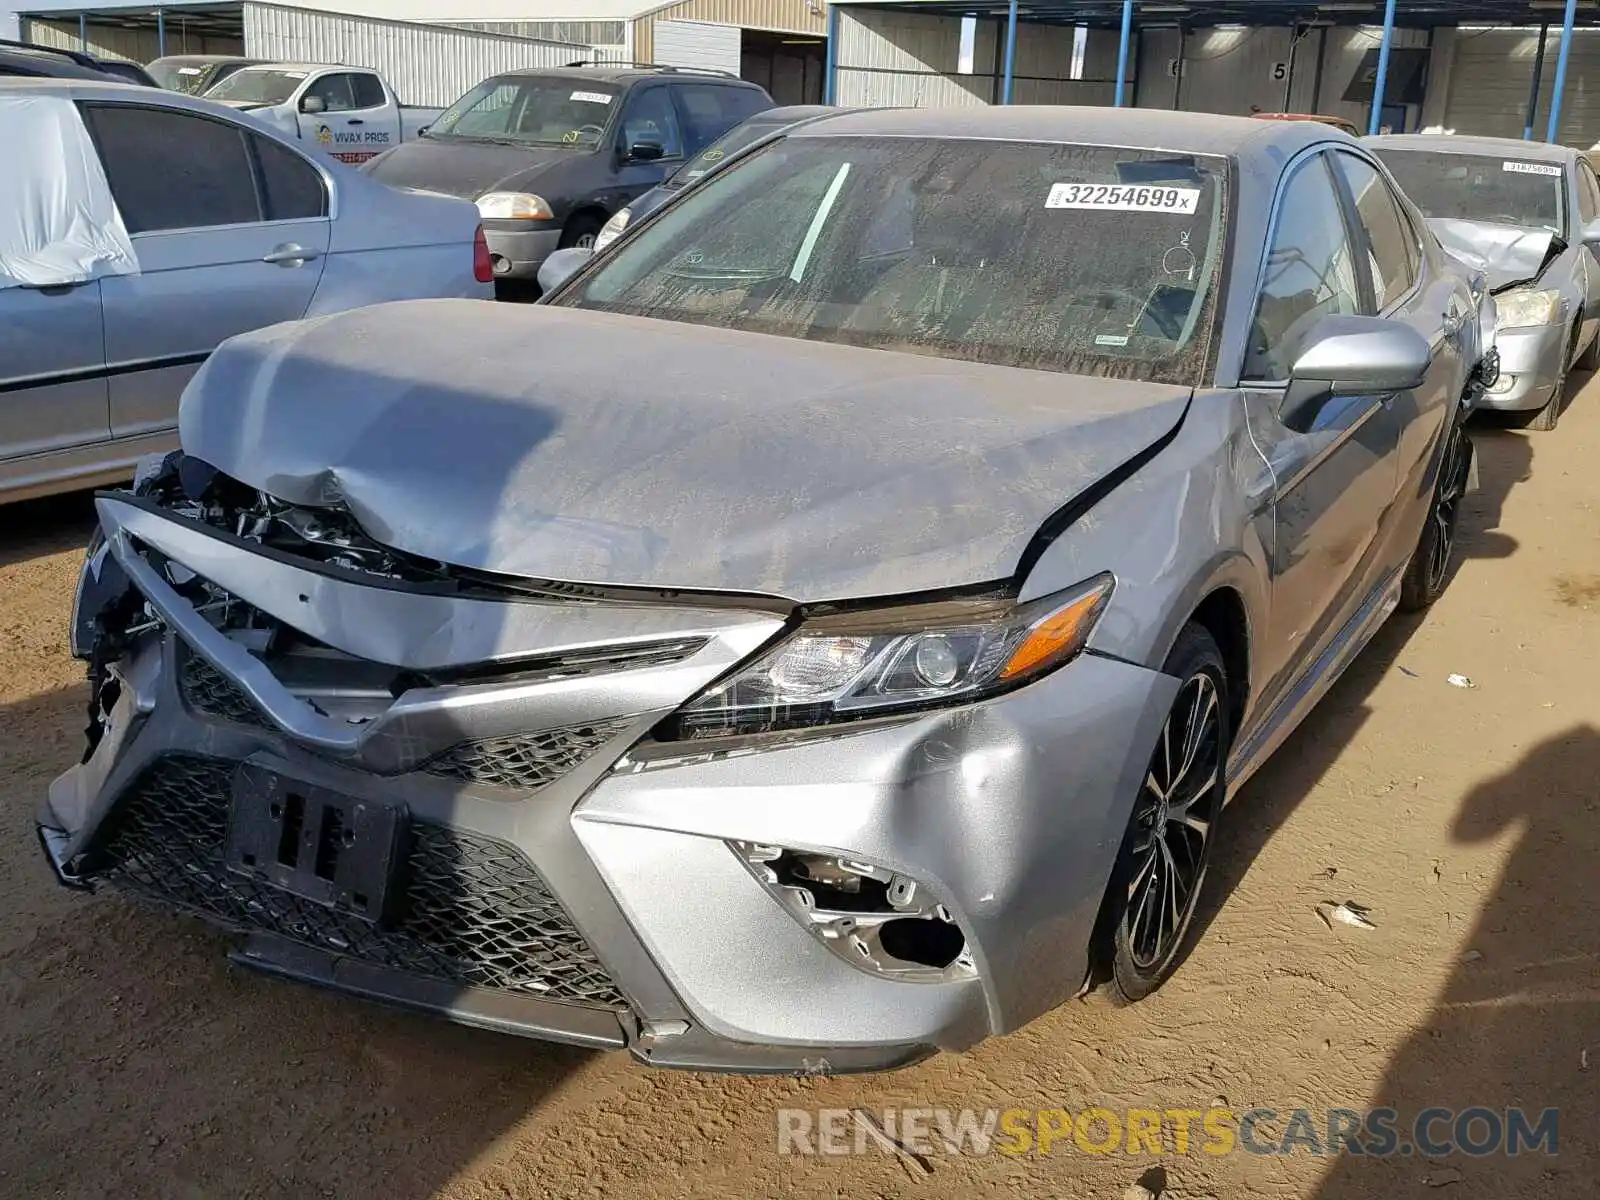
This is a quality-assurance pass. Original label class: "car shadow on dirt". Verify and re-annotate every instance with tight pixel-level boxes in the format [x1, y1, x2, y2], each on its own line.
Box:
[1190, 418, 1530, 953]
[1309, 724, 1600, 1197]
[2, 700, 593, 1200]
[0, 491, 99, 569]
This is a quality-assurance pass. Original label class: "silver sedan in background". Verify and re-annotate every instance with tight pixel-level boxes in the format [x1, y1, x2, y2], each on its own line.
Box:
[0, 78, 492, 505]
[47, 109, 1489, 1073]
[1370, 133, 1600, 430]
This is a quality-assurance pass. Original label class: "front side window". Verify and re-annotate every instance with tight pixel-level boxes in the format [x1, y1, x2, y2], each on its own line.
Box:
[1374, 149, 1565, 236]
[305, 73, 358, 113]
[1333, 152, 1419, 311]
[428, 76, 620, 147]
[1246, 154, 1363, 380]
[84, 105, 260, 233]
[556, 136, 1229, 385]
[620, 86, 684, 158]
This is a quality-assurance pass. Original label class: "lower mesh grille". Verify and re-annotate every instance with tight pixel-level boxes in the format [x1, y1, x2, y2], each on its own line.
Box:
[422, 721, 632, 791]
[180, 654, 273, 731]
[95, 756, 626, 1008]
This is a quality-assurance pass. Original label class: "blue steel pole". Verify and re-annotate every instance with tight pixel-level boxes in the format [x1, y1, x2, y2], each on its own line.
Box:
[1547, 0, 1578, 143]
[1114, 0, 1133, 107]
[157, 8, 166, 57]
[1001, 0, 1019, 105]
[1367, 0, 1397, 136]
[823, 2, 838, 105]
[1525, 24, 1549, 140]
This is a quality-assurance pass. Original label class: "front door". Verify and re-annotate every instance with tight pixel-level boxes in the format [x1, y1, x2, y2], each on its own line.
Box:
[82, 103, 330, 441]
[1243, 151, 1409, 701]
[612, 85, 685, 208]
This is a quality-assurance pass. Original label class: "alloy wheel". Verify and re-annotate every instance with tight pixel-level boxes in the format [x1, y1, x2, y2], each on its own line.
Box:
[1427, 424, 1470, 594]
[1122, 671, 1224, 972]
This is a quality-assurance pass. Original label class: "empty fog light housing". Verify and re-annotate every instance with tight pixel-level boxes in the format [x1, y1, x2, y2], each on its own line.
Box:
[731, 842, 977, 982]
[1487, 371, 1515, 395]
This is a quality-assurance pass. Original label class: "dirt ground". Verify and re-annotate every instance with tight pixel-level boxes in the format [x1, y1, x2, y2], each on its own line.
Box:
[2, 382, 1596, 1200]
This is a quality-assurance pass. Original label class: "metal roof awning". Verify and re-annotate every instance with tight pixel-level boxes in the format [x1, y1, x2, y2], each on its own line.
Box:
[831, 0, 1600, 29]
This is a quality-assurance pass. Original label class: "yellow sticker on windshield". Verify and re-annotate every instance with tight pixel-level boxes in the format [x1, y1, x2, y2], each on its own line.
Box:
[1046, 183, 1200, 213]
[562, 130, 580, 144]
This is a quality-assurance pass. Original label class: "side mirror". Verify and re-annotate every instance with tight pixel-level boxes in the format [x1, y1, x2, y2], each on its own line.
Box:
[627, 140, 665, 163]
[1281, 315, 1432, 433]
[300, 94, 326, 115]
[1581, 218, 1600, 248]
[536, 246, 594, 295]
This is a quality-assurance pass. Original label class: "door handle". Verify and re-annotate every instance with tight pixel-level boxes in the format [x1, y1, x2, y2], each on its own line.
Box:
[348, 118, 365, 126]
[262, 244, 321, 267]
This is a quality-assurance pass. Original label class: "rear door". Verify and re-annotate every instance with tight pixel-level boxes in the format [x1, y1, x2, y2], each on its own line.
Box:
[1573, 159, 1600, 335]
[82, 102, 330, 440]
[0, 283, 108, 483]
[1245, 150, 1409, 698]
[1330, 149, 1461, 510]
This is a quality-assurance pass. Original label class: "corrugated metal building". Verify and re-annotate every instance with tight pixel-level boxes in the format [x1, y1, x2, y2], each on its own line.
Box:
[5, 0, 830, 106]
[18, 4, 585, 105]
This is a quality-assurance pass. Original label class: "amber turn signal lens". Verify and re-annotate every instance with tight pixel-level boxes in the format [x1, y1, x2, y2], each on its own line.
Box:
[999, 579, 1114, 681]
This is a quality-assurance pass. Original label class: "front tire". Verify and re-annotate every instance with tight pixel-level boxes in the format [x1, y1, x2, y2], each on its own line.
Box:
[1105, 623, 1229, 1006]
[560, 212, 605, 251]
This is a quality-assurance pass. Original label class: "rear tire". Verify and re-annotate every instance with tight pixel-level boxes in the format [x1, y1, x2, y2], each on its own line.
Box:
[1399, 412, 1472, 613]
[1103, 623, 1229, 1006]
[1575, 322, 1600, 371]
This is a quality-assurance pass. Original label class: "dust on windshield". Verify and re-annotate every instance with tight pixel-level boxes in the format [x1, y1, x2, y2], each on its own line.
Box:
[204, 68, 305, 106]
[427, 77, 620, 147]
[558, 136, 1228, 386]
[669, 119, 785, 188]
[1374, 149, 1566, 235]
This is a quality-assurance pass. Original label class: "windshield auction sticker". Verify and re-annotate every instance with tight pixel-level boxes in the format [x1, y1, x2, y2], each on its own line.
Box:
[1046, 183, 1201, 213]
[570, 91, 614, 104]
[1503, 161, 1561, 176]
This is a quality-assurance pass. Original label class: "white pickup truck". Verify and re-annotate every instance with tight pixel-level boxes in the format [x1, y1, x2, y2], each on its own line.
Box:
[203, 63, 442, 165]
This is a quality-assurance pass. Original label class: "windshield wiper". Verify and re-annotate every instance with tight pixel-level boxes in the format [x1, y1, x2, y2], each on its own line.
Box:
[427, 133, 527, 147]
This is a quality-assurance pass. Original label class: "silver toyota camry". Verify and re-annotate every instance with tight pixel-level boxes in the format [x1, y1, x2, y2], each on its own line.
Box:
[1370, 133, 1600, 431]
[46, 108, 1489, 1074]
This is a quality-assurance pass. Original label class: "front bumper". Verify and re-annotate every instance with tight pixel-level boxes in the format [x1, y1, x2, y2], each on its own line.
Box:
[42, 494, 1173, 1073]
[480, 221, 563, 279]
[1477, 321, 1566, 412]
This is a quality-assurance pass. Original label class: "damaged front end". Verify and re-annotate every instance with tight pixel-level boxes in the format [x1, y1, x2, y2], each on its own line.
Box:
[45, 451, 817, 1059]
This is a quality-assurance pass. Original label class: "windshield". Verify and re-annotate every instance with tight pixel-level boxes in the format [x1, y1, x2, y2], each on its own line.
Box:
[1375, 149, 1566, 235]
[668, 118, 790, 189]
[150, 60, 209, 92]
[428, 76, 620, 146]
[558, 136, 1228, 385]
[205, 67, 305, 106]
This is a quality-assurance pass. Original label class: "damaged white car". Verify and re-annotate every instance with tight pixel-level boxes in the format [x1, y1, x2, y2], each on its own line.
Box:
[46, 108, 1492, 1073]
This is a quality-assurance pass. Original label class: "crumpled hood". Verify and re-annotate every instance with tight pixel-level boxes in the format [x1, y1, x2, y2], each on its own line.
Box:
[179, 301, 1192, 602]
[363, 138, 581, 201]
[1428, 217, 1558, 292]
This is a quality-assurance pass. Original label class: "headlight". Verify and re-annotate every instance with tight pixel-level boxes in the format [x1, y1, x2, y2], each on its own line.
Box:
[1494, 287, 1562, 329]
[476, 192, 553, 220]
[595, 207, 630, 252]
[663, 575, 1114, 740]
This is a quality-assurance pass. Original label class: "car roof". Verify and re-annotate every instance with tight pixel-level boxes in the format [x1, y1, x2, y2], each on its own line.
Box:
[786, 104, 1344, 160]
[1367, 132, 1573, 163]
[493, 63, 759, 86]
[0, 45, 121, 81]
[149, 53, 252, 66]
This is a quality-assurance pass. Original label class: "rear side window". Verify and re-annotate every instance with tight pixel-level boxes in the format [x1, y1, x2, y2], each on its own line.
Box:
[84, 104, 259, 233]
[350, 72, 386, 110]
[674, 84, 769, 154]
[1332, 152, 1419, 311]
[253, 135, 328, 220]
